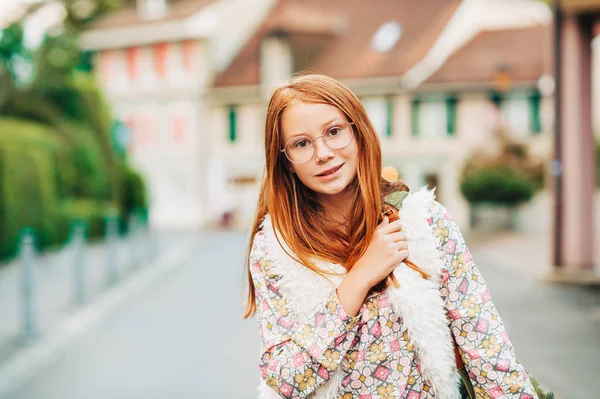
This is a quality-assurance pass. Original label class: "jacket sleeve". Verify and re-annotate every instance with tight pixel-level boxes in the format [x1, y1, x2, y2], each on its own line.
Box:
[430, 202, 539, 399]
[249, 229, 360, 398]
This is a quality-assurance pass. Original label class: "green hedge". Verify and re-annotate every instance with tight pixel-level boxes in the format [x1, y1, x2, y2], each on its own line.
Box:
[0, 120, 62, 257]
[53, 120, 112, 200]
[460, 165, 535, 206]
[0, 118, 147, 261]
[120, 166, 148, 225]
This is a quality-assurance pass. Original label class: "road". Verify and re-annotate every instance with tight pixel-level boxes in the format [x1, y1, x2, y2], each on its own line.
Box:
[1, 230, 597, 398]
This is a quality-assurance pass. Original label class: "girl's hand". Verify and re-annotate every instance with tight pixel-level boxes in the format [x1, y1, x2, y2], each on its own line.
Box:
[350, 217, 409, 289]
[336, 217, 408, 316]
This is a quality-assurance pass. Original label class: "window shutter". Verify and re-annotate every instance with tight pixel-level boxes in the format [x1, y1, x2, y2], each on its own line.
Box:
[489, 91, 504, 108]
[228, 106, 237, 143]
[411, 98, 420, 137]
[446, 96, 457, 136]
[385, 96, 394, 138]
[529, 91, 542, 134]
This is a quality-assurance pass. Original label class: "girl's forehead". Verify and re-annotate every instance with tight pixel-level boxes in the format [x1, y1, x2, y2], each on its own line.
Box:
[282, 101, 346, 133]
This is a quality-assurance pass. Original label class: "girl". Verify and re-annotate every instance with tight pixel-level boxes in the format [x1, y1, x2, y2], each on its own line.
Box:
[243, 74, 537, 399]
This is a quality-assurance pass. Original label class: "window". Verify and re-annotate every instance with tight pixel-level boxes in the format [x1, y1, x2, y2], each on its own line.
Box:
[362, 97, 394, 138]
[420, 101, 447, 138]
[228, 106, 237, 143]
[490, 90, 542, 136]
[412, 95, 457, 138]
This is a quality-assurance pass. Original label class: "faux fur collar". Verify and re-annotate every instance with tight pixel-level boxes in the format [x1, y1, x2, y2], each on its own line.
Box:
[257, 188, 459, 399]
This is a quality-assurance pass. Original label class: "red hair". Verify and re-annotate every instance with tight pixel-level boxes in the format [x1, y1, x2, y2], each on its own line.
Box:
[244, 74, 398, 318]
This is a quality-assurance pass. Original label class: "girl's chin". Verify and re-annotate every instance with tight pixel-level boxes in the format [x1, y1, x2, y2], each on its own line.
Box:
[312, 181, 351, 196]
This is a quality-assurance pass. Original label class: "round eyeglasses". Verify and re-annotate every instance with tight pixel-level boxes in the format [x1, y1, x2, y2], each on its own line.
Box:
[281, 121, 355, 164]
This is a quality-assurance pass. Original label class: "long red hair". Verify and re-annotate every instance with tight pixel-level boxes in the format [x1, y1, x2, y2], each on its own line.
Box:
[243, 74, 396, 318]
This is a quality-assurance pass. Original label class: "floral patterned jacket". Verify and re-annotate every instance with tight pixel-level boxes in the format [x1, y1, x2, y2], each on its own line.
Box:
[249, 188, 537, 399]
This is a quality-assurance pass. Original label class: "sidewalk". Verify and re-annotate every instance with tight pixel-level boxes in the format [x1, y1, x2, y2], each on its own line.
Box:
[0, 230, 184, 364]
[468, 228, 600, 285]
[470, 190, 600, 285]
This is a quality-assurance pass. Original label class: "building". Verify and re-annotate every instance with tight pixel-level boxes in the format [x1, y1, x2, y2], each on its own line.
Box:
[207, 0, 552, 230]
[84, 0, 554, 231]
[81, 0, 277, 229]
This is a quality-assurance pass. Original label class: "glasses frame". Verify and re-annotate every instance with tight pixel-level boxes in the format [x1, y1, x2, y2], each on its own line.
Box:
[280, 121, 355, 164]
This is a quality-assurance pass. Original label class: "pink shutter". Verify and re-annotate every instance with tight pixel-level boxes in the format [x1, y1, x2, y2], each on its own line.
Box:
[125, 47, 139, 79]
[154, 43, 168, 77]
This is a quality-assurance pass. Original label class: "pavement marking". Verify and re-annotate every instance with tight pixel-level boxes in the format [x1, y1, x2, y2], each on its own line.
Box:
[0, 237, 199, 398]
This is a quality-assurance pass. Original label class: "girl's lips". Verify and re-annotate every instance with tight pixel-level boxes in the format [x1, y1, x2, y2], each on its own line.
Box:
[316, 164, 343, 180]
[317, 164, 343, 176]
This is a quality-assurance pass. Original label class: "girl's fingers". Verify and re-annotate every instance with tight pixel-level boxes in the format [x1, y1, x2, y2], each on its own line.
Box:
[388, 232, 406, 243]
[395, 240, 408, 251]
[380, 219, 402, 234]
[397, 249, 409, 260]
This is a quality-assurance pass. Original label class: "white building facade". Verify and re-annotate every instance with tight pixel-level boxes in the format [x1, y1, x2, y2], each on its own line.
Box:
[81, 0, 276, 229]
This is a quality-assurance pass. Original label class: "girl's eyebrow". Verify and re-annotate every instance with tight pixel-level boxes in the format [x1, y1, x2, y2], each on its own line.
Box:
[287, 117, 342, 138]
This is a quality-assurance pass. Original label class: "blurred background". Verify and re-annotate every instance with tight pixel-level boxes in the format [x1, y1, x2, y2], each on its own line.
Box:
[0, 0, 598, 398]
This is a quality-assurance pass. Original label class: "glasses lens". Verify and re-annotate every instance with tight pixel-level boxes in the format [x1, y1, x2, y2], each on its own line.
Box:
[323, 123, 353, 149]
[285, 139, 314, 164]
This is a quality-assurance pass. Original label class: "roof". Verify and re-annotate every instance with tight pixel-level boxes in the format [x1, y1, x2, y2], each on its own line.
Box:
[213, 0, 461, 87]
[425, 25, 552, 86]
[89, 0, 216, 30]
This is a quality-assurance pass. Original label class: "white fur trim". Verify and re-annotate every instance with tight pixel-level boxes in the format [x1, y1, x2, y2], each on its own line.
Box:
[386, 187, 460, 399]
[259, 216, 346, 399]
[256, 187, 459, 398]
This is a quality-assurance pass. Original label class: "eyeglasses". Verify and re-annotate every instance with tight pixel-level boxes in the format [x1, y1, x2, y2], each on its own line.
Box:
[281, 121, 355, 164]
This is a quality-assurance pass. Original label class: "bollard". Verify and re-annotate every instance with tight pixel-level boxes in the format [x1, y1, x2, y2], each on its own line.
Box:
[72, 220, 87, 306]
[105, 216, 119, 287]
[19, 228, 38, 343]
[128, 215, 140, 269]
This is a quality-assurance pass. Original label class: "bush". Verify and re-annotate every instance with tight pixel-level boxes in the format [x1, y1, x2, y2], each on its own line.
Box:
[0, 118, 123, 260]
[460, 129, 546, 207]
[53, 120, 112, 200]
[0, 119, 63, 258]
[119, 166, 148, 229]
[460, 165, 535, 205]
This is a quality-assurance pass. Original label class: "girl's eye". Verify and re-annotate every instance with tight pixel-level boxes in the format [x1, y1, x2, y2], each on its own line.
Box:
[293, 139, 309, 148]
[327, 127, 341, 137]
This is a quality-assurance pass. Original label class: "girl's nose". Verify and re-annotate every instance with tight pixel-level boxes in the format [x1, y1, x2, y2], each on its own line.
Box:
[313, 138, 334, 163]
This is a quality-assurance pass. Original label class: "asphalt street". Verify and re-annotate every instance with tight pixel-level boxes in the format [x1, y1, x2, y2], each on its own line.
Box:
[0, 230, 597, 399]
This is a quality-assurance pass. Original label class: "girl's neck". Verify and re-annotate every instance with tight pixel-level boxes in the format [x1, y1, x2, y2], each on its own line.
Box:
[317, 189, 354, 227]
